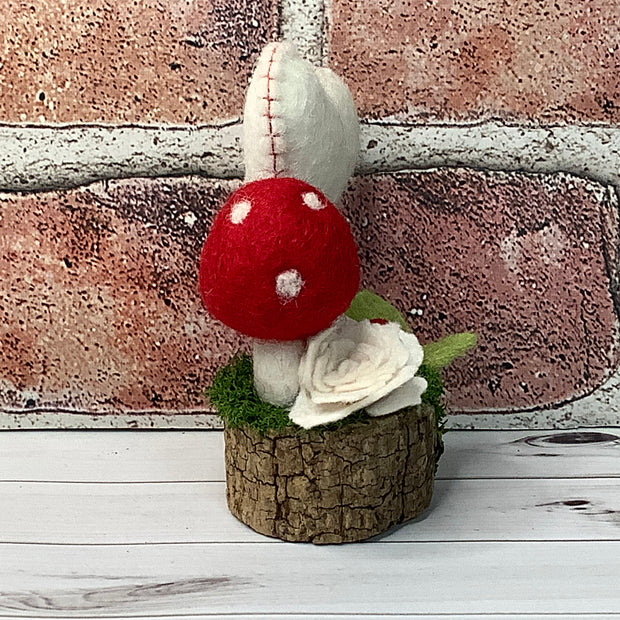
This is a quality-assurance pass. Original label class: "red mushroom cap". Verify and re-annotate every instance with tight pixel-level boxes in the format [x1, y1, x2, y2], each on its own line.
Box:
[199, 177, 360, 341]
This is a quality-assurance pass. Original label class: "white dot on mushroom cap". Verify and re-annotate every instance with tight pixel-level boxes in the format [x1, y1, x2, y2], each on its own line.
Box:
[230, 199, 252, 224]
[302, 192, 325, 210]
[276, 269, 304, 301]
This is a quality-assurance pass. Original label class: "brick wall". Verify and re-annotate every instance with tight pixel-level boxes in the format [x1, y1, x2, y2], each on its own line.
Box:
[0, 0, 618, 429]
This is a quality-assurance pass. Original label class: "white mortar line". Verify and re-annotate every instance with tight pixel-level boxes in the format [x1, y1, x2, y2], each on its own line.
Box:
[279, 0, 326, 66]
[448, 368, 620, 430]
[2, 389, 619, 430]
[359, 121, 620, 193]
[1, 121, 618, 194]
[0, 123, 244, 192]
[320, 0, 333, 66]
[0, 411, 223, 430]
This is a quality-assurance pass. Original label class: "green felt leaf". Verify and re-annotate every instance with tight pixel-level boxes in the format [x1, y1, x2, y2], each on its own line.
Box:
[422, 333, 477, 369]
[346, 290, 476, 370]
[345, 290, 411, 332]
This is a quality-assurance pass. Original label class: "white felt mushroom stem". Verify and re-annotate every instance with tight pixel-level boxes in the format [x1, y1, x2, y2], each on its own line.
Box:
[253, 339, 305, 407]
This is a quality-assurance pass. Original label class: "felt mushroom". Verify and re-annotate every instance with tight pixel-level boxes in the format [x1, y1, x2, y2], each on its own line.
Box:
[199, 176, 360, 406]
[200, 41, 361, 407]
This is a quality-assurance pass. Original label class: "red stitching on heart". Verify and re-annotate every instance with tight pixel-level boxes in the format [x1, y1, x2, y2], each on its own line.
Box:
[265, 45, 280, 176]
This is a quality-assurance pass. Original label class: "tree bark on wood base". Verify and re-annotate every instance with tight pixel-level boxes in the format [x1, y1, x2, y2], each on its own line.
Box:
[224, 404, 438, 544]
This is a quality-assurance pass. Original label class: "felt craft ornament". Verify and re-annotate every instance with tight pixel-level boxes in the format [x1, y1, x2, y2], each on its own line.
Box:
[200, 41, 476, 544]
[200, 41, 362, 407]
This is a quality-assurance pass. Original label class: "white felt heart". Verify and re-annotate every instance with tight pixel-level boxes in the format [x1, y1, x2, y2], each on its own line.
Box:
[243, 41, 360, 204]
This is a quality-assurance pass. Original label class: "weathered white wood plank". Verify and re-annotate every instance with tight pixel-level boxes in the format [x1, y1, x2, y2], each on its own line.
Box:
[0, 542, 618, 616]
[1, 616, 617, 620]
[0, 481, 247, 544]
[1, 429, 619, 483]
[0, 431, 225, 482]
[1, 478, 619, 545]
[438, 428, 620, 480]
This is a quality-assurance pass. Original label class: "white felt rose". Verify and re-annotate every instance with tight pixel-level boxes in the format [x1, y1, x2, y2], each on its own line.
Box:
[288, 316, 428, 429]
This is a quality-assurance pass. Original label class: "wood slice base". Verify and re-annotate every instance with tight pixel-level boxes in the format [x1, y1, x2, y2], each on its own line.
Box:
[224, 404, 438, 544]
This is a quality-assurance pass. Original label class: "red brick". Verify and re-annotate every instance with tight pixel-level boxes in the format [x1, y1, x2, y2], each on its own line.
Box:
[341, 170, 620, 413]
[0, 0, 277, 123]
[2, 171, 618, 418]
[329, 0, 620, 123]
[0, 178, 244, 413]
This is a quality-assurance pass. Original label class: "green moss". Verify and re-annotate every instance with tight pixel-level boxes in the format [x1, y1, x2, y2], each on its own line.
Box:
[206, 354, 291, 435]
[417, 364, 447, 464]
[207, 353, 375, 436]
[207, 354, 448, 465]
